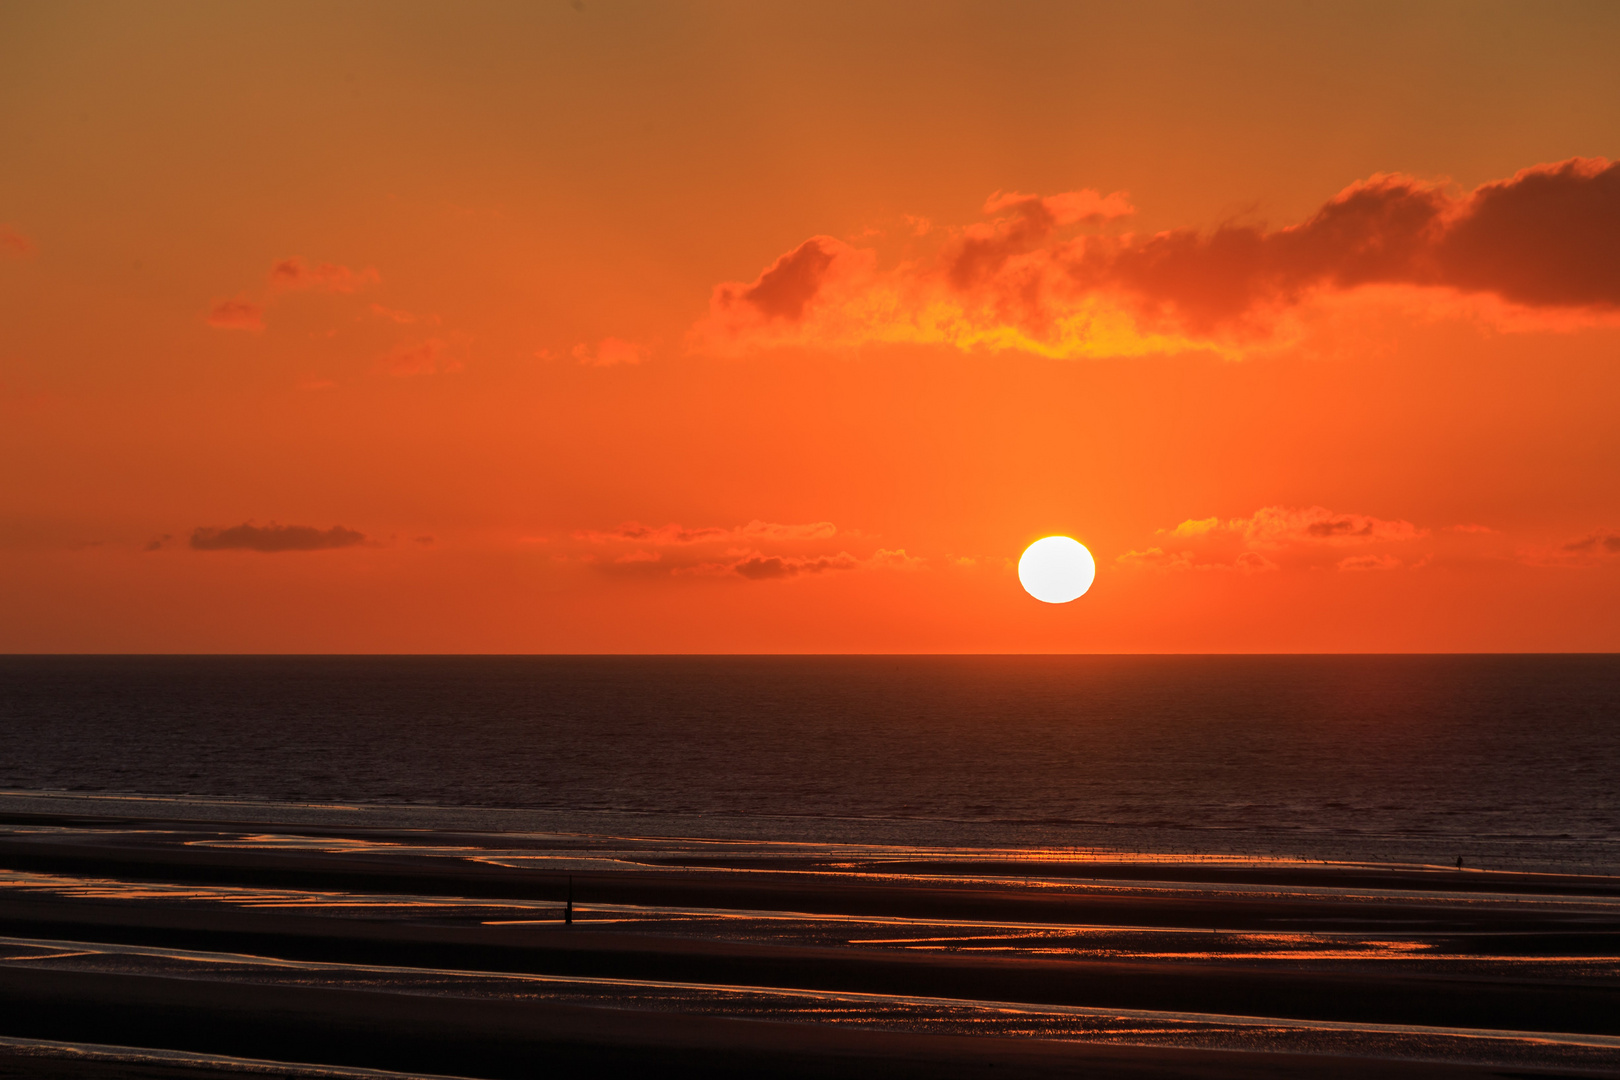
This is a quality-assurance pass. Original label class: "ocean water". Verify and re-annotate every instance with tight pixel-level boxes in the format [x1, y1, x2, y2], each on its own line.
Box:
[1, 655, 1616, 872]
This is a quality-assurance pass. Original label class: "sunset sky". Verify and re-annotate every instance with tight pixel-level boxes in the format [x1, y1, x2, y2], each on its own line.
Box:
[3, 1, 1619, 652]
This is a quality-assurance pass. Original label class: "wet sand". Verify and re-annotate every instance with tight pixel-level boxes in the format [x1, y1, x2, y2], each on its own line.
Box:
[1, 801, 1618, 1078]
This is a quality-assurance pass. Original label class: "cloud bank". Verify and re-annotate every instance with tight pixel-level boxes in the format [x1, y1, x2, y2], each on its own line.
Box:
[1120, 505, 1425, 573]
[724, 552, 859, 580]
[568, 518, 914, 581]
[697, 158, 1620, 358]
[191, 523, 366, 552]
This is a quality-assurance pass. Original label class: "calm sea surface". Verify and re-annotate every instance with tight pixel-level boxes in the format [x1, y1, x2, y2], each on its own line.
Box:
[1, 656, 1616, 872]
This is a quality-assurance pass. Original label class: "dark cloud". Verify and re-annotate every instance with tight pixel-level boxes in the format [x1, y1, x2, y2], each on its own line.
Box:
[1306, 517, 1379, 539]
[734, 555, 792, 580]
[1082, 157, 1620, 331]
[947, 201, 1065, 291]
[720, 238, 837, 321]
[190, 523, 365, 552]
[1562, 531, 1620, 555]
[1438, 159, 1620, 308]
[732, 552, 858, 579]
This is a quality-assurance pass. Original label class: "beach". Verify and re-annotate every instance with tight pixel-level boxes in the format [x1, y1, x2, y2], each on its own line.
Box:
[1, 794, 1617, 1078]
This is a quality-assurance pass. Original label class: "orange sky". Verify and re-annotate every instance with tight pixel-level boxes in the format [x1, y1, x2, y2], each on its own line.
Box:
[3, 1, 1619, 652]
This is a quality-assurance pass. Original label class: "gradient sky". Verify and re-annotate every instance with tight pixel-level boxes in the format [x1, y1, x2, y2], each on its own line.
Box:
[3, 1, 1619, 652]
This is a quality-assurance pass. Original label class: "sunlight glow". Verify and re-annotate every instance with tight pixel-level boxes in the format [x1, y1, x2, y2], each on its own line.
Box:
[1018, 536, 1095, 604]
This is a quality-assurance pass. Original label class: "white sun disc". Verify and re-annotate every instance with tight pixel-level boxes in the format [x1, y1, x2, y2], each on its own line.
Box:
[1018, 536, 1096, 604]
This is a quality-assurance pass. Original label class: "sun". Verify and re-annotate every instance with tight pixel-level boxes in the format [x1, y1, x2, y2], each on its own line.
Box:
[1018, 536, 1095, 604]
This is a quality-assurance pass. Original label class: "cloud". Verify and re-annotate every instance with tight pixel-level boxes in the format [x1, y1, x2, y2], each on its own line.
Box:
[1514, 529, 1620, 567]
[1117, 546, 1277, 573]
[702, 236, 880, 340]
[674, 546, 918, 580]
[0, 225, 35, 258]
[381, 338, 459, 376]
[370, 303, 418, 324]
[268, 257, 379, 293]
[950, 189, 1135, 292]
[569, 518, 918, 581]
[1169, 517, 1220, 538]
[1122, 505, 1423, 572]
[190, 523, 365, 552]
[696, 158, 1620, 358]
[693, 190, 1224, 358]
[576, 520, 837, 545]
[1235, 506, 1424, 547]
[1074, 158, 1620, 333]
[1337, 553, 1403, 571]
[982, 189, 1136, 225]
[703, 551, 860, 580]
[726, 238, 839, 321]
[573, 337, 645, 366]
[205, 297, 265, 331]
[1562, 530, 1620, 556]
[869, 547, 925, 569]
[1117, 547, 1191, 570]
[1235, 551, 1279, 573]
[207, 258, 380, 334]
[1436, 160, 1620, 309]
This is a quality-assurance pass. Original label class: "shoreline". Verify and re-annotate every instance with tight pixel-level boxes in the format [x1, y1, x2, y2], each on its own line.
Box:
[4, 789, 1615, 879]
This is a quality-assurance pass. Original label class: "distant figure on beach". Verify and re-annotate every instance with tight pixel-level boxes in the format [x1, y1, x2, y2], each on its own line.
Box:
[1456, 855, 1464, 869]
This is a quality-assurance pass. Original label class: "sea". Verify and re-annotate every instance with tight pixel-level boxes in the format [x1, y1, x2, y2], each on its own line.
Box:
[1, 655, 1616, 874]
